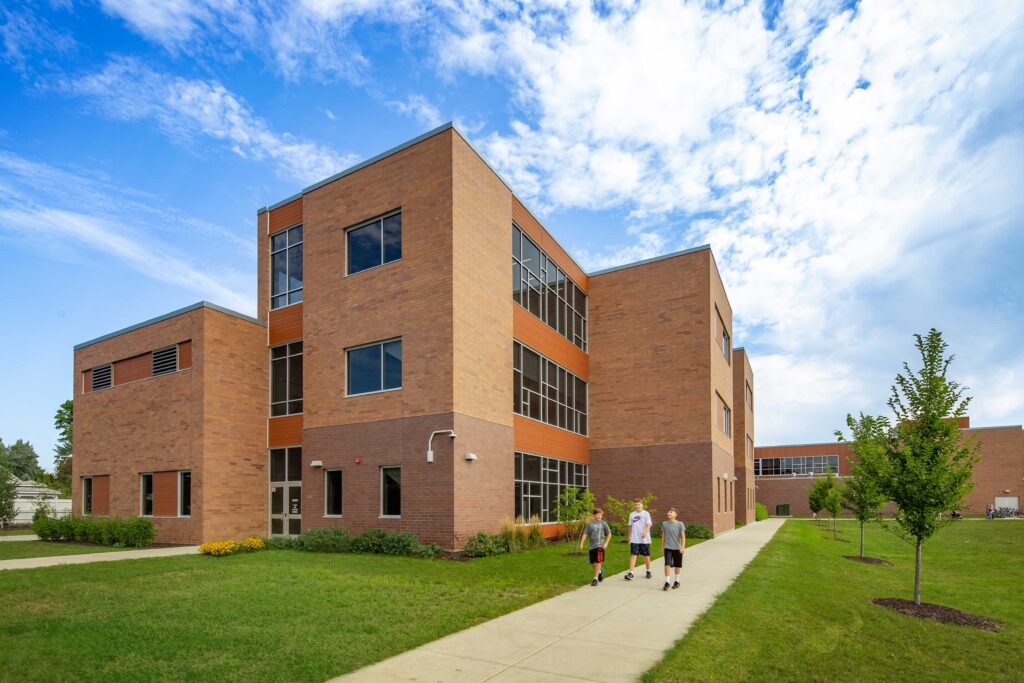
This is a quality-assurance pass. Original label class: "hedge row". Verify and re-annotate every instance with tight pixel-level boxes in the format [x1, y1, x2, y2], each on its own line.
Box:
[270, 528, 442, 558]
[33, 515, 155, 548]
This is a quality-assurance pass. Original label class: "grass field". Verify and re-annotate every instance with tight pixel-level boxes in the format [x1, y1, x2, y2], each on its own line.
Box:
[0, 528, 36, 536]
[644, 519, 1024, 682]
[0, 541, 122, 561]
[0, 539, 648, 682]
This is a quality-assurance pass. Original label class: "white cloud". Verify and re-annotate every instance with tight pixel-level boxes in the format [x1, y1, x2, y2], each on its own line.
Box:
[388, 94, 445, 128]
[55, 57, 357, 184]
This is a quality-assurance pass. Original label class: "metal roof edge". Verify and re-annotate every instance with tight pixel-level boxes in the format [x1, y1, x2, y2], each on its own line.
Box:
[587, 244, 712, 277]
[74, 301, 263, 351]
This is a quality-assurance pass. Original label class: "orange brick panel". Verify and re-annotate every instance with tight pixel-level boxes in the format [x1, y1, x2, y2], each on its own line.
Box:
[269, 415, 303, 448]
[92, 475, 110, 516]
[269, 303, 303, 345]
[153, 471, 179, 517]
[269, 198, 303, 233]
[179, 340, 192, 369]
[513, 306, 588, 378]
[114, 352, 152, 385]
[514, 415, 589, 463]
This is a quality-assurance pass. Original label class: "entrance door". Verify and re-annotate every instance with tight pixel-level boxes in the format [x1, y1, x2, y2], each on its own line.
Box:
[270, 447, 302, 536]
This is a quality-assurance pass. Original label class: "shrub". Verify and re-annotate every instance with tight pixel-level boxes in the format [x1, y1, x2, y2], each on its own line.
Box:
[526, 515, 546, 548]
[463, 531, 505, 558]
[686, 523, 713, 540]
[499, 516, 532, 552]
[199, 540, 239, 556]
[351, 528, 422, 555]
[267, 536, 300, 550]
[416, 543, 443, 558]
[32, 514, 154, 548]
[553, 487, 595, 542]
[755, 502, 769, 521]
[296, 528, 351, 553]
[241, 537, 267, 551]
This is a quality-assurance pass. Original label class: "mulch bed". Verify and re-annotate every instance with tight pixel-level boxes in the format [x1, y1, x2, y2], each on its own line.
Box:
[872, 598, 1002, 632]
[843, 555, 893, 566]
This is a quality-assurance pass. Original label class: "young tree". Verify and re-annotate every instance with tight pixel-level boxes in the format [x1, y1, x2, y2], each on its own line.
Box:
[883, 329, 979, 605]
[554, 487, 595, 545]
[822, 471, 842, 539]
[0, 465, 17, 528]
[3, 439, 40, 480]
[837, 413, 891, 557]
[54, 400, 73, 495]
[807, 475, 829, 524]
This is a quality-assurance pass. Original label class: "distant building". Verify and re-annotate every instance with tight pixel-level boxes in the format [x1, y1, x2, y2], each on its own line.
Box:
[7, 474, 70, 526]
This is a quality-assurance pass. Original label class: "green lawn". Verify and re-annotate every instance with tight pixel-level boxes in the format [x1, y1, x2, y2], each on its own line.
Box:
[0, 539, 647, 682]
[0, 541, 123, 561]
[644, 520, 1024, 682]
[0, 528, 36, 536]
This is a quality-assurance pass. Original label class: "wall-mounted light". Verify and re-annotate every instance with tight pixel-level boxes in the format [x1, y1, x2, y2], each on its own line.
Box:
[310, 460, 323, 468]
[465, 453, 478, 462]
[427, 430, 457, 463]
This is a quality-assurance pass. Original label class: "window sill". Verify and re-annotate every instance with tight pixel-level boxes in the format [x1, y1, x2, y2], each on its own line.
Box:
[323, 515, 343, 519]
[270, 299, 303, 313]
[345, 258, 402, 279]
[346, 387, 402, 398]
[269, 412, 303, 419]
[378, 515, 401, 520]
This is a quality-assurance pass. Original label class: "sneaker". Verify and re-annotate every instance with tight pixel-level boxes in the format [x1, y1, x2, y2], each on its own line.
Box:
[598, 570, 604, 582]
[624, 572, 634, 581]
[672, 581, 680, 590]
[591, 579, 599, 587]
[646, 571, 652, 579]
[662, 583, 670, 591]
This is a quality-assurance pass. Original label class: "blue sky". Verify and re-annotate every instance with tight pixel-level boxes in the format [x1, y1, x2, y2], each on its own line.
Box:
[2, 0, 1022, 470]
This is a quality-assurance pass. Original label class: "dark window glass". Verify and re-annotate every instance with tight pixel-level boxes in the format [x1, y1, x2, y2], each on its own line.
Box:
[523, 454, 541, 481]
[348, 223, 380, 274]
[270, 449, 287, 482]
[83, 477, 93, 514]
[179, 471, 191, 516]
[522, 348, 540, 392]
[513, 262, 521, 304]
[270, 225, 302, 309]
[270, 343, 302, 416]
[383, 340, 402, 390]
[348, 345, 382, 395]
[141, 474, 153, 516]
[383, 213, 402, 263]
[272, 251, 287, 295]
[287, 447, 302, 482]
[289, 355, 303, 402]
[513, 226, 521, 260]
[326, 470, 342, 516]
[521, 235, 540, 272]
[382, 467, 401, 516]
[289, 243, 303, 291]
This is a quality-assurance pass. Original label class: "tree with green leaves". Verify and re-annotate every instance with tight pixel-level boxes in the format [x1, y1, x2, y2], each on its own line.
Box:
[2, 439, 40, 480]
[837, 413, 891, 557]
[883, 329, 979, 605]
[54, 399, 73, 496]
[807, 474, 830, 525]
[554, 487, 596, 546]
[822, 471, 842, 539]
[0, 465, 16, 528]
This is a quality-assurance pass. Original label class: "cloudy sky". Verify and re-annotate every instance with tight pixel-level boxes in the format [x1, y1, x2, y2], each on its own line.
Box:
[1, 0, 1022, 469]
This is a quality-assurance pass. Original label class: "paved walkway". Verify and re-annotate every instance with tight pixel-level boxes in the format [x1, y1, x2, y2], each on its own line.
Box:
[0, 544, 199, 571]
[0, 534, 39, 542]
[334, 518, 786, 683]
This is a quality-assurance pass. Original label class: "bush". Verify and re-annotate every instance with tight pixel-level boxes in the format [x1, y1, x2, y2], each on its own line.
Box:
[199, 540, 239, 556]
[32, 514, 154, 548]
[755, 502, 769, 521]
[351, 528, 422, 556]
[296, 528, 352, 553]
[463, 531, 505, 558]
[241, 537, 266, 551]
[499, 516, 529, 552]
[686, 523, 713, 540]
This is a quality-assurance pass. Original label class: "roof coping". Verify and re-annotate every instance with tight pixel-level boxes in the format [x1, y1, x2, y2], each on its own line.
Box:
[74, 301, 263, 351]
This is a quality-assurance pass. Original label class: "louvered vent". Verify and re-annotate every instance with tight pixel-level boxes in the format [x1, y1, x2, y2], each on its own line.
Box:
[91, 364, 112, 391]
[152, 345, 178, 376]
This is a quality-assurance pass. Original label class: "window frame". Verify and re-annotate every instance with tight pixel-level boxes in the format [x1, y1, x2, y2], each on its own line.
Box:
[270, 341, 304, 416]
[345, 209, 402, 277]
[178, 471, 191, 517]
[722, 397, 732, 436]
[514, 451, 589, 524]
[346, 338, 403, 397]
[82, 476, 93, 515]
[380, 465, 401, 519]
[140, 473, 154, 517]
[512, 224, 588, 351]
[745, 381, 753, 408]
[513, 341, 588, 436]
[270, 223, 304, 310]
[324, 469, 343, 517]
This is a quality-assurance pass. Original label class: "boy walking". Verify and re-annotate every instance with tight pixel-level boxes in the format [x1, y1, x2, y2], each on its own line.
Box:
[661, 508, 686, 591]
[625, 499, 653, 580]
[579, 508, 612, 586]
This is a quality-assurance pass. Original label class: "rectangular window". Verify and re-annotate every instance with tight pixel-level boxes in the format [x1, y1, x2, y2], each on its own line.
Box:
[347, 339, 402, 396]
[512, 225, 587, 350]
[514, 452, 588, 523]
[179, 471, 191, 517]
[325, 470, 343, 516]
[746, 435, 754, 460]
[722, 400, 732, 436]
[381, 466, 401, 517]
[152, 345, 178, 375]
[270, 341, 303, 416]
[82, 476, 93, 514]
[717, 477, 721, 512]
[716, 308, 730, 362]
[270, 224, 303, 309]
[270, 447, 303, 483]
[745, 381, 753, 407]
[140, 474, 153, 516]
[754, 455, 839, 476]
[512, 342, 587, 436]
[347, 211, 402, 275]
[91, 364, 112, 391]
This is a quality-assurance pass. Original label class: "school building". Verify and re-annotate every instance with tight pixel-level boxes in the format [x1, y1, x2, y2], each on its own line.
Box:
[755, 418, 1024, 517]
[71, 124, 756, 547]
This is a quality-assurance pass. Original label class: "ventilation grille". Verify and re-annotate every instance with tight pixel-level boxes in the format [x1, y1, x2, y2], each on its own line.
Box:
[91, 364, 112, 391]
[152, 345, 178, 376]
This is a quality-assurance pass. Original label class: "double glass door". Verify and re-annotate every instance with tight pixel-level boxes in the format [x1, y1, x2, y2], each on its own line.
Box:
[270, 447, 302, 536]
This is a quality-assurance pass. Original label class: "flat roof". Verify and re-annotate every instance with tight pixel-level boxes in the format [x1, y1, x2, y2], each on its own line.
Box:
[756, 424, 1023, 450]
[588, 244, 712, 277]
[74, 301, 263, 351]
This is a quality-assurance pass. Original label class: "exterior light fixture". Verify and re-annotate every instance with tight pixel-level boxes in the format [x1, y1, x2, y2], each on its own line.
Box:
[465, 453, 478, 462]
[310, 460, 323, 468]
[427, 430, 456, 463]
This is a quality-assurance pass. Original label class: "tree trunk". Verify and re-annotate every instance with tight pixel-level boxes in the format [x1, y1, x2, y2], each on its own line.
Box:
[914, 541, 922, 605]
[860, 520, 865, 558]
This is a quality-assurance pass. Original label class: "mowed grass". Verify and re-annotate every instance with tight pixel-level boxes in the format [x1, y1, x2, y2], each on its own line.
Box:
[1, 540, 636, 682]
[0, 541, 123, 560]
[644, 520, 1024, 682]
[0, 528, 36, 536]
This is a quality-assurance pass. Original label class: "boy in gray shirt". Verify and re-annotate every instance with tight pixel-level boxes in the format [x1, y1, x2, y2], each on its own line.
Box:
[578, 508, 612, 587]
[661, 508, 686, 591]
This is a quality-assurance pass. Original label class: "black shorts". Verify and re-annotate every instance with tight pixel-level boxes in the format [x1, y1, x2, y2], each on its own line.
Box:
[589, 547, 605, 564]
[664, 548, 683, 567]
[630, 543, 651, 557]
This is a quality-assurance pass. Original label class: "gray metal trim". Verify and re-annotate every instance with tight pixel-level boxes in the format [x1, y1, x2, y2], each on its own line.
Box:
[588, 244, 712, 277]
[74, 301, 264, 350]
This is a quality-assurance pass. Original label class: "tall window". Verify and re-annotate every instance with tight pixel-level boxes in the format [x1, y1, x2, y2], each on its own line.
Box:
[325, 470, 343, 516]
[755, 455, 839, 476]
[140, 474, 153, 516]
[513, 225, 587, 350]
[271, 224, 303, 309]
[718, 394, 731, 436]
[381, 466, 401, 517]
[271, 342, 303, 416]
[179, 471, 191, 517]
[746, 435, 754, 460]
[745, 381, 753, 407]
[82, 477, 93, 514]
[515, 452, 588, 523]
[347, 339, 402, 396]
[348, 211, 402, 275]
[513, 342, 587, 435]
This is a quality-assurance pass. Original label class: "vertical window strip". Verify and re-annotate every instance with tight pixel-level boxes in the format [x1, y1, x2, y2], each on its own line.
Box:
[270, 224, 303, 309]
[513, 342, 587, 436]
[512, 225, 588, 351]
[514, 452, 589, 523]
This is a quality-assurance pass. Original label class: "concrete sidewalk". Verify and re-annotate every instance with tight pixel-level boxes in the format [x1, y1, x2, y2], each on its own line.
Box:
[0, 534, 39, 542]
[0, 544, 200, 571]
[334, 518, 785, 683]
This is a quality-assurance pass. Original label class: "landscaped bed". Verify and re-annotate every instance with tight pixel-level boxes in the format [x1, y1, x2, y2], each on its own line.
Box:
[0, 537, 647, 681]
[643, 519, 1023, 681]
[0, 541, 123, 561]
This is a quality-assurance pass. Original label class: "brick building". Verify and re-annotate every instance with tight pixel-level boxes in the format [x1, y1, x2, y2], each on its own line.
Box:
[72, 124, 755, 546]
[755, 418, 1024, 517]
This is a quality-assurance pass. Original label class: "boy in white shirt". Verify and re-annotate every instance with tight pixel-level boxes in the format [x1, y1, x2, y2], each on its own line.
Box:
[624, 499, 653, 580]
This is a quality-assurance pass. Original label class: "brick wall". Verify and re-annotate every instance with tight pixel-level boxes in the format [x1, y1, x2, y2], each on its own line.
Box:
[732, 349, 755, 523]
